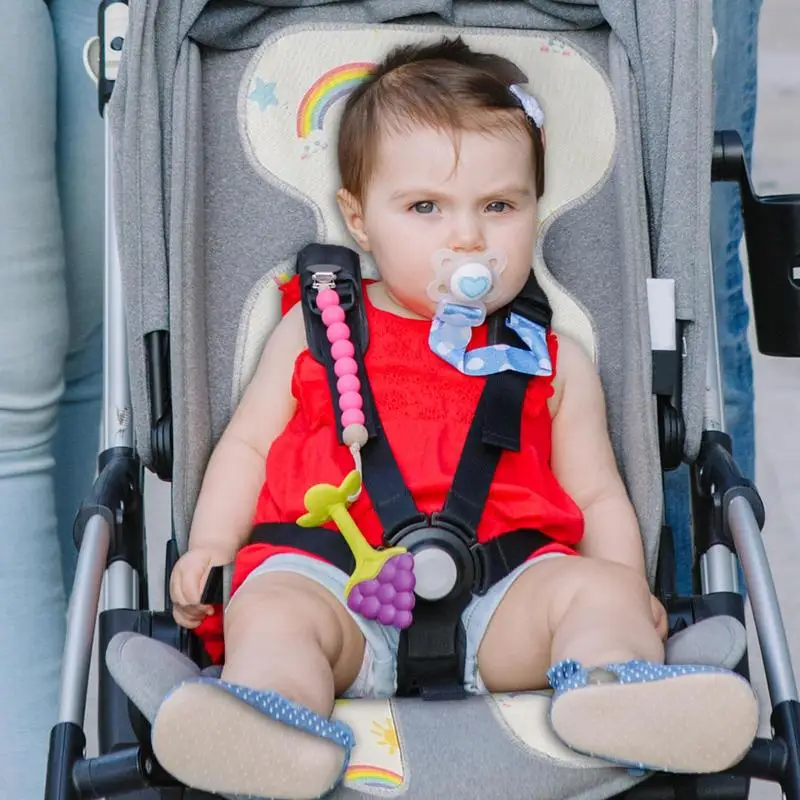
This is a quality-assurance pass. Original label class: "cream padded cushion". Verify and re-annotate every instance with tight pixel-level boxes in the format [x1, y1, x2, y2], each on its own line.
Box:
[333, 694, 608, 793]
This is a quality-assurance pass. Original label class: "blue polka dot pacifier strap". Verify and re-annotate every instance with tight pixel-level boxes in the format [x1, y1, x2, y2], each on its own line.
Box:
[429, 302, 553, 377]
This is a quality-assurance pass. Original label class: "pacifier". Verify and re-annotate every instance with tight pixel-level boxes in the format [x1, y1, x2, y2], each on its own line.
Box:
[427, 249, 507, 326]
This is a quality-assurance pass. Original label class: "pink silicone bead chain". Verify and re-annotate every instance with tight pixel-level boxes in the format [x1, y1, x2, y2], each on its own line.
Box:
[315, 287, 370, 458]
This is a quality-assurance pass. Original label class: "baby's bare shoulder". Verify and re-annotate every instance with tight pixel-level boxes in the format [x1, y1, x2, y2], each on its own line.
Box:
[225, 302, 307, 455]
[548, 332, 602, 416]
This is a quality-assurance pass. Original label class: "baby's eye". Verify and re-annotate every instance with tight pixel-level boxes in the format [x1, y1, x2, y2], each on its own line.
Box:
[485, 201, 512, 213]
[411, 201, 437, 214]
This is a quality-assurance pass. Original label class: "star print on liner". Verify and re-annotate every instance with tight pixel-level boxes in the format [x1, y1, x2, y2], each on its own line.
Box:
[249, 78, 278, 111]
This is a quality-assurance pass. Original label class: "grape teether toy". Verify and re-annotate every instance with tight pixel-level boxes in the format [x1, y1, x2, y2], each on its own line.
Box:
[297, 471, 416, 630]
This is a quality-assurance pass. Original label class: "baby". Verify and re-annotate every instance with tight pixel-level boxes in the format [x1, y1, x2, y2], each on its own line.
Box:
[156, 37, 758, 800]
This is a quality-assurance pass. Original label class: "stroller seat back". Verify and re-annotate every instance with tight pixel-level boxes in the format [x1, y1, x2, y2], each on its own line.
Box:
[167, 24, 655, 798]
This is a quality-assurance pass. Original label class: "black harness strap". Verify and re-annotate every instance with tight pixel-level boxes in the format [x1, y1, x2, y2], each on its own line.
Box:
[250, 523, 356, 574]
[299, 245, 423, 536]
[248, 523, 550, 594]
[442, 274, 553, 537]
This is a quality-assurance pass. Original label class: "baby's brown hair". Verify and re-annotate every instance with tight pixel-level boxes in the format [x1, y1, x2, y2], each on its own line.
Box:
[338, 36, 546, 202]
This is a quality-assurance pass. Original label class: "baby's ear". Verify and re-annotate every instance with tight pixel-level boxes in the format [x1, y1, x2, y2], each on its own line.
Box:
[336, 189, 371, 251]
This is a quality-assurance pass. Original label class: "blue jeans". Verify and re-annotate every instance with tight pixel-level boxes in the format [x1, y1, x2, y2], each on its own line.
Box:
[0, 2, 103, 796]
[664, 0, 762, 596]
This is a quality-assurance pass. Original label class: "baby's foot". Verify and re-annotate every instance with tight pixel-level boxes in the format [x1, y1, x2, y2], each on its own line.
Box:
[547, 660, 758, 773]
[151, 677, 354, 799]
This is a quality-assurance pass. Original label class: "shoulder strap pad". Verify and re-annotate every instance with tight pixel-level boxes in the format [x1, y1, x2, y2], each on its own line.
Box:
[513, 271, 552, 328]
[488, 271, 552, 346]
[297, 243, 369, 362]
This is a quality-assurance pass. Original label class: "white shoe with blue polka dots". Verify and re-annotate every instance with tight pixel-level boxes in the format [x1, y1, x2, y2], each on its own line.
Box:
[151, 676, 354, 799]
[547, 659, 759, 774]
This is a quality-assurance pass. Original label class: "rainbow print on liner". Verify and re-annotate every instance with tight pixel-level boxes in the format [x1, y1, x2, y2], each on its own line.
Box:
[296, 62, 375, 139]
[345, 765, 404, 790]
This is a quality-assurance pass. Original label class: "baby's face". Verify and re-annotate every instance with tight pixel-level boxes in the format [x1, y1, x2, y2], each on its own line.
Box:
[339, 124, 539, 319]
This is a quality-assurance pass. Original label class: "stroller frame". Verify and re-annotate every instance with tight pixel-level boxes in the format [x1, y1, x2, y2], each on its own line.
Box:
[44, 3, 800, 799]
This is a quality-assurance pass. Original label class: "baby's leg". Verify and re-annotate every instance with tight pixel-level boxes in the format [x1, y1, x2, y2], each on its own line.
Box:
[221, 571, 365, 712]
[474, 555, 661, 692]
[153, 571, 366, 800]
[473, 556, 757, 773]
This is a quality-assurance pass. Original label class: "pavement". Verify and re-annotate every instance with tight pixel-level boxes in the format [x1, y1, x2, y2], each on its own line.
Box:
[82, 2, 800, 798]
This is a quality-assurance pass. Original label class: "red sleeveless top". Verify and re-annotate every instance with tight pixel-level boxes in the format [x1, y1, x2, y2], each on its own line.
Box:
[194, 278, 583, 662]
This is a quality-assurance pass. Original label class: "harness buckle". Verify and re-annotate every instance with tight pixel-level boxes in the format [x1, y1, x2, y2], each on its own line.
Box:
[386, 514, 481, 602]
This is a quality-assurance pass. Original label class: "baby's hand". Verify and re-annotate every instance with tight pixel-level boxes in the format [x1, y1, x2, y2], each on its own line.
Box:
[169, 548, 229, 629]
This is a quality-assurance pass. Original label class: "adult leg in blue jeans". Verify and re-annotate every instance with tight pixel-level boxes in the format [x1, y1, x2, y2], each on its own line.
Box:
[0, 2, 103, 797]
[664, 0, 761, 595]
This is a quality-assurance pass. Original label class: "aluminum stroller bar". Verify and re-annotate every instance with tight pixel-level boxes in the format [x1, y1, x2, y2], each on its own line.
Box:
[44, 3, 150, 796]
[730, 495, 799, 705]
[102, 114, 139, 613]
[699, 245, 740, 596]
[56, 114, 134, 714]
[58, 515, 111, 728]
[702, 132, 799, 707]
[102, 121, 133, 455]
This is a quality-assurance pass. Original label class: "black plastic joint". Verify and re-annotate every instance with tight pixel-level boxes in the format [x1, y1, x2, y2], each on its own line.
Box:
[657, 398, 685, 471]
[45, 722, 86, 800]
[73, 448, 137, 550]
[145, 331, 173, 481]
[97, 0, 129, 115]
[72, 449, 145, 596]
[772, 700, 800, 800]
[149, 413, 173, 481]
[729, 737, 789, 784]
[72, 746, 155, 798]
[697, 430, 765, 530]
[711, 130, 747, 184]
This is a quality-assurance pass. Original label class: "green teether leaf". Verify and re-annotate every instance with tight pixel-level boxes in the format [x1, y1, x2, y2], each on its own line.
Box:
[297, 472, 363, 528]
[341, 470, 362, 499]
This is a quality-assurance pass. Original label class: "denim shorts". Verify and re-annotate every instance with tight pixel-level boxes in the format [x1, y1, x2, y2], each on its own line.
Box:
[230, 550, 566, 697]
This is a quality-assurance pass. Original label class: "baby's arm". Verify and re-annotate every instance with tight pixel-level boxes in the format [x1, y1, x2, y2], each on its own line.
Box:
[187, 302, 307, 560]
[548, 335, 646, 577]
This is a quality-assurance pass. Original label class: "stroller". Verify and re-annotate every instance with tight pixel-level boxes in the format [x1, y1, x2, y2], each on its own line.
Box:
[45, 1, 800, 799]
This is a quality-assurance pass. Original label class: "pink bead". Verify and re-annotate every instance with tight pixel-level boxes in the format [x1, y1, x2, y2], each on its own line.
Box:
[321, 305, 346, 326]
[341, 408, 366, 427]
[334, 357, 358, 377]
[337, 374, 360, 394]
[331, 339, 355, 360]
[339, 391, 363, 412]
[326, 322, 351, 343]
[316, 289, 340, 309]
